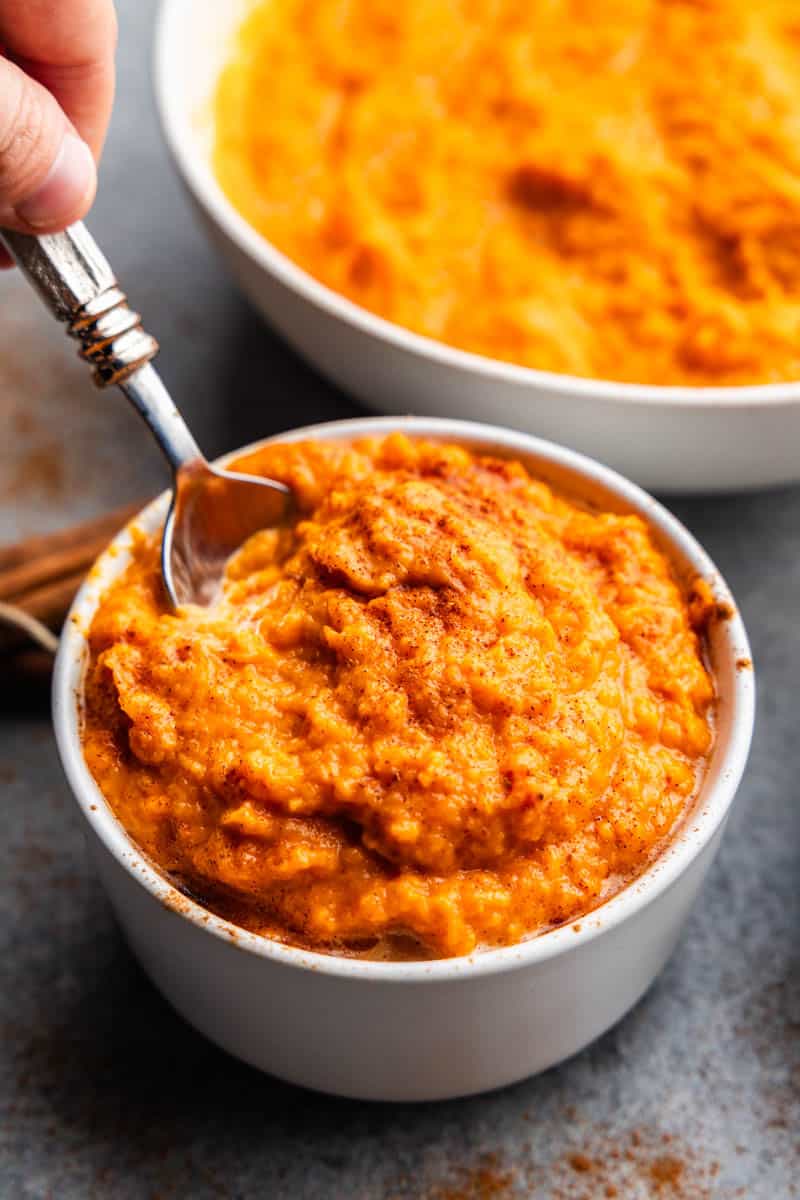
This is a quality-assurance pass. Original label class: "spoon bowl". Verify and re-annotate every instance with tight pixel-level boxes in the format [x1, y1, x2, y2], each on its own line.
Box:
[163, 457, 292, 606]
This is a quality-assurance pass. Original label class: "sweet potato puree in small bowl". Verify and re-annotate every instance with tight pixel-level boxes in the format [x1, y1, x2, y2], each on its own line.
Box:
[80, 431, 715, 961]
[56, 418, 753, 1098]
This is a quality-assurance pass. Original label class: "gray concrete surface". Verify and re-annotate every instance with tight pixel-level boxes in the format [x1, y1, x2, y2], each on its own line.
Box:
[0, 2, 798, 1196]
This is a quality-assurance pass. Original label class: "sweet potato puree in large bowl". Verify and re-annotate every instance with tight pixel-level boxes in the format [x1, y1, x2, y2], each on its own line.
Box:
[213, 0, 800, 387]
[81, 434, 714, 959]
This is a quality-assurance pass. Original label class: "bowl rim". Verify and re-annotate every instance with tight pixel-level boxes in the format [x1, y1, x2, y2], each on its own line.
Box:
[153, 0, 800, 411]
[53, 415, 755, 983]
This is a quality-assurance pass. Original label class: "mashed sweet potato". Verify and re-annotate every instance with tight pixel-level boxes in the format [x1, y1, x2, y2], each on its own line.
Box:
[214, 0, 800, 385]
[82, 436, 714, 958]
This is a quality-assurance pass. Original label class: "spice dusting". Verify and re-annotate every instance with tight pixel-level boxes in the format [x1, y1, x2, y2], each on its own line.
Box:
[550, 1129, 721, 1198]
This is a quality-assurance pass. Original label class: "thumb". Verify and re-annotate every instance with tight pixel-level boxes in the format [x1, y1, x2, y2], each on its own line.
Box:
[0, 56, 97, 235]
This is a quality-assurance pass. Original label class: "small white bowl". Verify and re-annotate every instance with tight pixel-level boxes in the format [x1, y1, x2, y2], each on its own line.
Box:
[54, 416, 754, 1101]
[154, 0, 800, 495]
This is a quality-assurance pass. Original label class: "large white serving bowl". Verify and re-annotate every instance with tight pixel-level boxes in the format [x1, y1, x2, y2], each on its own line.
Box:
[53, 416, 754, 1102]
[154, 0, 800, 495]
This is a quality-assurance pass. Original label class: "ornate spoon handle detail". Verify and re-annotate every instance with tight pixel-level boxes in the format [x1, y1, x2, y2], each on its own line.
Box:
[1, 223, 159, 386]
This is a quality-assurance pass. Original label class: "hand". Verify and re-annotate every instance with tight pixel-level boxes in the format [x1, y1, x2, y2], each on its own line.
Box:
[0, 0, 117, 266]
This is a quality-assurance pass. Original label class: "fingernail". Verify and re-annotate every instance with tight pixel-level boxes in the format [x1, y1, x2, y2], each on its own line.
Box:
[14, 132, 96, 229]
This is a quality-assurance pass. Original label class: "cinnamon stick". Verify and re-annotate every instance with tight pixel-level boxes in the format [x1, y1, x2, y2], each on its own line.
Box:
[0, 501, 141, 576]
[0, 528, 121, 601]
[12, 567, 89, 627]
[0, 499, 148, 659]
[0, 568, 89, 654]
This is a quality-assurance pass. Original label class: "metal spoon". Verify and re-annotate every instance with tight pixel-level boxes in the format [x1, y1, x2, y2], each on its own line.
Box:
[0, 223, 292, 607]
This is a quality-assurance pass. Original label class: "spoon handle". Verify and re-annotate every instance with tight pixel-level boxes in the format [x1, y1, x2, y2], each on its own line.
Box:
[1, 222, 159, 387]
[0, 223, 203, 472]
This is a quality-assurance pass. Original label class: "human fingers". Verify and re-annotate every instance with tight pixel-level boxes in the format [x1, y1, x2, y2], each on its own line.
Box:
[0, 0, 117, 157]
[0, 55, 96, 237]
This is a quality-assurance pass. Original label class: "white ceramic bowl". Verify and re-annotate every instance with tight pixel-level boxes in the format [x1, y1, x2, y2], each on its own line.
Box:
[154, 0, 800, 495]
[54, 416, 754, 1101]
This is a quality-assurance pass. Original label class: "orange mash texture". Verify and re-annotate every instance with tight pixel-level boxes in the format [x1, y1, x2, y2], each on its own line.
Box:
[83, 437, 714, 958]
[214, 0, 800, 385]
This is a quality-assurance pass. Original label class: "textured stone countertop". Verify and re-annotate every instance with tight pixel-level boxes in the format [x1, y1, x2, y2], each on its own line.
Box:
[1, 2, 798, 1196]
